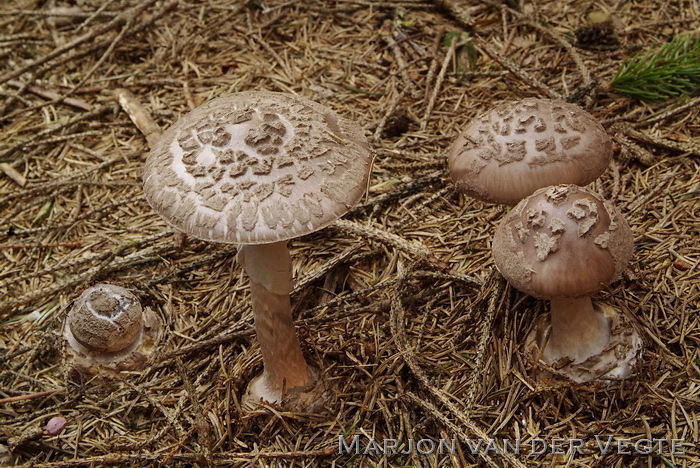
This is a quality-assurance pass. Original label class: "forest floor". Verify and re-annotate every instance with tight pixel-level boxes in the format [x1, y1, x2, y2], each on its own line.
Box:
[0, 0, 699, 466]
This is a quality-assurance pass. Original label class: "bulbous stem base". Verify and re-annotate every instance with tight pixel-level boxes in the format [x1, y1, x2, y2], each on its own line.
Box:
[526, 302, 643, 383]
[543, 296, 610, 364]
[243, 367, 331, 413]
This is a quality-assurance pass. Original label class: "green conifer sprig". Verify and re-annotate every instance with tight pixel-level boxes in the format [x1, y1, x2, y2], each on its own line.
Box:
[610, 32, 700, 101]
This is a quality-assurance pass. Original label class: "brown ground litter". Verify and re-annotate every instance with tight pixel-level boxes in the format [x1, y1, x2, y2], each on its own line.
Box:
[1, 1, 698, 467]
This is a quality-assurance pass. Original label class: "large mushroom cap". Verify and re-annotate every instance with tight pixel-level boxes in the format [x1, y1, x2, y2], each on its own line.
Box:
[143, 91, 372, 244]
[448, 98, 612, 205]
[492, 185, 633, 299]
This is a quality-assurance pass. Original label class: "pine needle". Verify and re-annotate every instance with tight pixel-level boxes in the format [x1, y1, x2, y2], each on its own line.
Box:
[610, 32, 700, 101]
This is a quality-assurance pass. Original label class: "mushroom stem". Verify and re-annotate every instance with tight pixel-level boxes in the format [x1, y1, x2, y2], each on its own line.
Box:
[238, 242, 312, 396]
[544, 297, 611, 364]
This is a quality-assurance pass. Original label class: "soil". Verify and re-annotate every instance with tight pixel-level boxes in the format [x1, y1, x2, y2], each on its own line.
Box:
[1, 1, 698, 466]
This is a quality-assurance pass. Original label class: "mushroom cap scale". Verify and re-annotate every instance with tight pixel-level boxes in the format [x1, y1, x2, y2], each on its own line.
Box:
[448, 98, 612, 205]
[492, 185, 633, 299]
[143, 91, 372, 245]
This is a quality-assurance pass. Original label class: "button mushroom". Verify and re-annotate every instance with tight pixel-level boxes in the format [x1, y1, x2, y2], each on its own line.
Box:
[142, 91, 373, 411]
[448, 98, 612, 205]
[63, 284, 160, 378]
[492, 185, 641, 382]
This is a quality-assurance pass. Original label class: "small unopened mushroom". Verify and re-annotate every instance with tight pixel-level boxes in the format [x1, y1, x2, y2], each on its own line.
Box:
[492, 185, 641, 382]
[63, 284, 160, 377]
[448, 98, 612, 205]
[142, 91, 373, 411]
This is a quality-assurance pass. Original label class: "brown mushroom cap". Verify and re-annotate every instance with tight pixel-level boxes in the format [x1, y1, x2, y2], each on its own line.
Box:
[143, 91, 372, 245]
[448, 98, 612, 205]
[67, 284, 143, 353]
[492, 185, 633, 299]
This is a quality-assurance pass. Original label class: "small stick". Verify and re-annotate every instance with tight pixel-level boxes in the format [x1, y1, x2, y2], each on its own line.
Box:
[69, 20, 133, 94]
[0, 388, 64, 404]
[372, 88, 405, 141]
[0, 162, 26, 186]
[160, 424, 200, 466]
[5, 195, 146, 237]
[294, 242, 364, 292]
[110, 88, 191, 248]
[411, 185, 452, 219]
[117, 376, 187, 437]
[0, 241, 172, 319]
[112, 89, 161, 148]
[332, 219, 454, 273]
[182, 81, 198, 110]
[0, 241, 82, 250]
[7, 79, 92, 111]
[423, 28, 446, 101]
[249, 31, 292, 79]
[626, 128, 700, 157]
[634, 96, 700, 128]
[462, 272, 505, 416]
[350, 169, 446, 215]
[7, 130, 104, 154]
[610, 161, 621, 202]
[610, 126, 655, 166]
[144, 245, 238, 291]
[432, 0, 477, 28]
[4, 9, 115, 20]
[175, 358, 212, 460]
[381, 22, 418, 97]
[0, 232, 168, 296]
[421, 32, 464, 130]
[0, 155, 121, 206]
[154, 328, 254, 368]
[0, 72, 32, 117]
[537, 25, 591, 85]
[393, 25, 427, 59]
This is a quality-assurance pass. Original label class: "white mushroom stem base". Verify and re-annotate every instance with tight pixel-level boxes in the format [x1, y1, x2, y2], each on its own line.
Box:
[526, 302, 642, 384]
[543, 297, 610, 365]
[238, 242, 329, 411]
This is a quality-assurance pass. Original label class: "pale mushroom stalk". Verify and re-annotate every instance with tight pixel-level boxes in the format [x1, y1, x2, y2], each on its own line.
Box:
[237, 241, 313, 398]
[143, 91, 373, 410]
[545, 297, 610, 364]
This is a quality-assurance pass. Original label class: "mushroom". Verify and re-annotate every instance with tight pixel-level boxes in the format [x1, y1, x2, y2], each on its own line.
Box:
[492, 185, 641, 382]
[448, 98, 612, 205]
[63, 284, 160, 377]
[142, 91, 372, 411]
